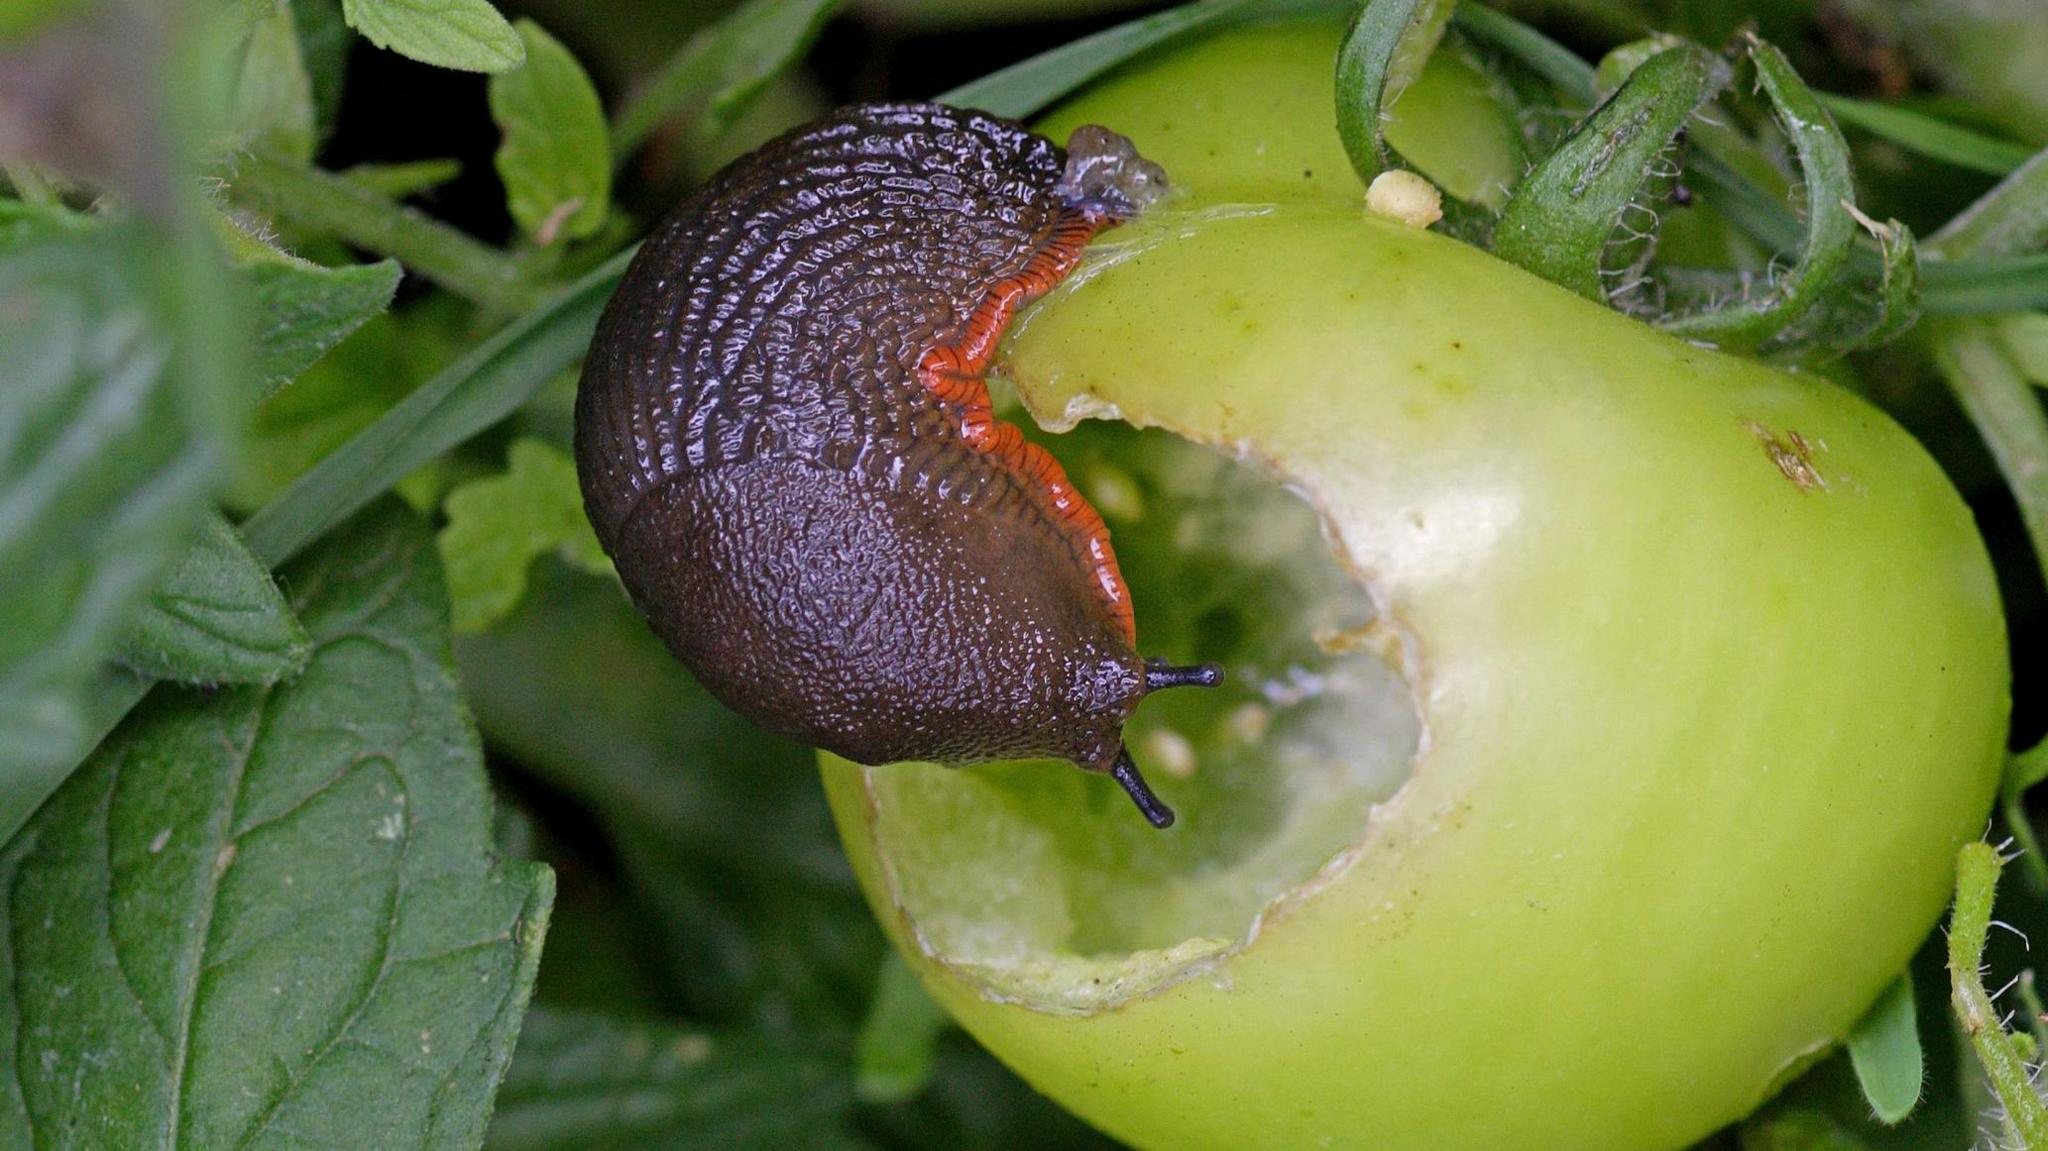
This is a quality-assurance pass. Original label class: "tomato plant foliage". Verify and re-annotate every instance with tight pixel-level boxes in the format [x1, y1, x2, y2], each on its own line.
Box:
[2, 0, 2047, 1148]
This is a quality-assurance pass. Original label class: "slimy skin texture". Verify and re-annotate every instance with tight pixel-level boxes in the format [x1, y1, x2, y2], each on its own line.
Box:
[575, 102, 1205, 825]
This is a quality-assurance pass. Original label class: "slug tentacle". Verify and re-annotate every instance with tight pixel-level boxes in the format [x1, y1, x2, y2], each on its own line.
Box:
[1146, 659, 1225, 692]
[1112, 747, 1176, 829]
[575, 101, 1219, 827]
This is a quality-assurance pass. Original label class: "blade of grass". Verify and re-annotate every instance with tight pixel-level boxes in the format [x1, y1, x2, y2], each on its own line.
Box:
[1450, 2, 1594, 105]
[1923, 253, 2048, 314]
[1932, 148, 2048, 262]
[940, 0, 1250, 115]
[1816, 93, 2032, 177]
[937, 0, 1350, 117]
[240, 246, 631, 566]
[608, 0, 840, 162]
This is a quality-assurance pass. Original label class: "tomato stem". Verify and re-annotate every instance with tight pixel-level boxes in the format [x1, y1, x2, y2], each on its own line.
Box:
[1948, 842, 2048, 1150]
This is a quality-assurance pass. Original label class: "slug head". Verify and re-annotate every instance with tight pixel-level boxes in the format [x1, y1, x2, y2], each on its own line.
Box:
[1057, 124, 1170, 219]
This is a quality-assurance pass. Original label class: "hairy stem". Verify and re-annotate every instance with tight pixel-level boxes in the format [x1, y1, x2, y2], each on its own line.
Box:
[230, 148, 536, 312]
[1949, 843, 2048, 1150]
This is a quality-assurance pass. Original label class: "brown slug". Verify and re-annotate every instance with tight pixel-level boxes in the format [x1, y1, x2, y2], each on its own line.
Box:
[574, 102, 1218, 828]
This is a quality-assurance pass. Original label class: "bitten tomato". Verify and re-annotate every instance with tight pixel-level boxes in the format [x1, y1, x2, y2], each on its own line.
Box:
[823, 23, 2008, 1151]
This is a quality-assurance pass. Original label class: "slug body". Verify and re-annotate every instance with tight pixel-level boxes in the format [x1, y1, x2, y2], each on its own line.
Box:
[575, 103, 1212, 826]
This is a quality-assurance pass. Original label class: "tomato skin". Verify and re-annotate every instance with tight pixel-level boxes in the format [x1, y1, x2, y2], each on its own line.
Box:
[822, 23, 2009, 1151]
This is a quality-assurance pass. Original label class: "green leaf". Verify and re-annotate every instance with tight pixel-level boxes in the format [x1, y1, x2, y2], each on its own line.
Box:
[241, 247, 628, 567]
[1661, 36, 1859, 351]
[437, 437, 610, 634]
[1334, 0, 1454, 182]
[45, 254, 614, 812]
[341, 0, 523, 73]
[489, 21, 611, 245]
[484, 1007, 853, 1150]
[1845, 972, 1922, 1125]
[1590, 36, 1671, 99]
[609, 0, 840, 160]
[115, 508, 310, 685]
[1816, 92, 2033, 177]
[0, 207, 236, 844]
[1451, 8, 2040, 322]
[244, 256, 403, 394]
[232, 0, 317, 164]
[855, 955, 951, 1105]
[0, 501, 554, 1148]
[1492, 43, 1727, 302]
[1331, 1, 1504, 240]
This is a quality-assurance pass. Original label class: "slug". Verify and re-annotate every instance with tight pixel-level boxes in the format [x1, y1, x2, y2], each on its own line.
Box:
[575, 102, 1218, 828]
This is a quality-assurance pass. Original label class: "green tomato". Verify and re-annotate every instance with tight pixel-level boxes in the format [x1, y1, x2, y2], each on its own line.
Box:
[822, 22, 2009, 1151]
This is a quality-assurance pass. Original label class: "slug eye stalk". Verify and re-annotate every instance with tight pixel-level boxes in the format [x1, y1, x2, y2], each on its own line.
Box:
[1113, 747, 1177, 829]
[1111, 661, 1223, 828]
[1146, 659, 1224, 692]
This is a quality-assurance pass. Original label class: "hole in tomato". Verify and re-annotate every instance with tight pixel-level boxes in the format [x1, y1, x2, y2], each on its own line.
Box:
[831, 420, 1421, 1012]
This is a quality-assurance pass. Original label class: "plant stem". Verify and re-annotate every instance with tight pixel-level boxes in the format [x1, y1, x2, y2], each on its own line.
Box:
[2007, 739, 2048, 890]
[2004, 785, 2048, 892]
[1948, 842, 2048, 1151]
[229, 148, 535, 312]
